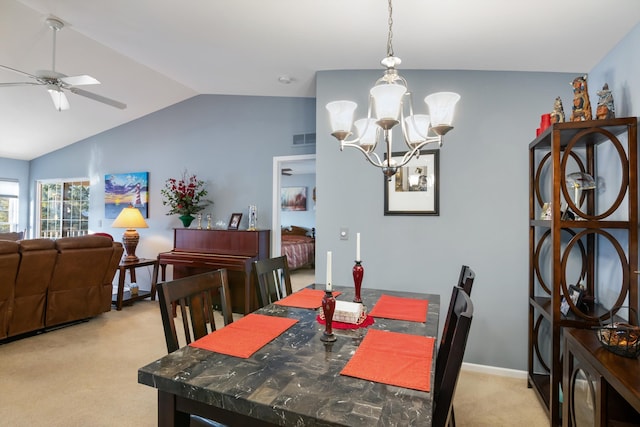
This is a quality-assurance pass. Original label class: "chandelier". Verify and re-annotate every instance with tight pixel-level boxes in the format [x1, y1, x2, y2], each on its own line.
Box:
[326, 0, 460, 178]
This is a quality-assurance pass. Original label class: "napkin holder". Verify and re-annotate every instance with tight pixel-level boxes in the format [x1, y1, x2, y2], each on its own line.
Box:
[334, 301, 366, 324]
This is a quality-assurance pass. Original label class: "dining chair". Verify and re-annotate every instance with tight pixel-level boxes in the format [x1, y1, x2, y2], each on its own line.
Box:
[157, 269, 233, 354]
[252, 256, 293, 308]
[457, 264, 475, 296]
[433, 286, 474, 427]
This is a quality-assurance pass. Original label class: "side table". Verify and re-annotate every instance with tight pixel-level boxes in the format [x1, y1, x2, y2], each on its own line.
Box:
[113, 258, 159, 310]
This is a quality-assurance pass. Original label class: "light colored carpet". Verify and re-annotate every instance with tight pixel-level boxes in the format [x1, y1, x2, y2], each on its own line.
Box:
[0, 268, 548, 426]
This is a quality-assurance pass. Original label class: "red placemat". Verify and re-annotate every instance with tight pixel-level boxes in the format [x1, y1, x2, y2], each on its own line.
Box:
[368, 294, 429, 323]
[274, 288, 341, 309]
[340, 329, 435, 392]
[189, 313, 298, 358]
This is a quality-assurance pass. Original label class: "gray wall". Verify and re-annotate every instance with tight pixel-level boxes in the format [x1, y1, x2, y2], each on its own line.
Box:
[3, 22, 637, 372]
[28, 94, 316, 259]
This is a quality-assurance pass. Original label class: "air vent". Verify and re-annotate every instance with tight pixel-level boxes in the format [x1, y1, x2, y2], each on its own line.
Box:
[292, 133, 316, 147]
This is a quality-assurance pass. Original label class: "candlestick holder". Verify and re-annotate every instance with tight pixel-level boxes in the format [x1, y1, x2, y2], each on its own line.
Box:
[206, 214, 212, 230]
[196, 213, 202, 229]
[353, 260, 364, 303]
[320, 290, 337, 342]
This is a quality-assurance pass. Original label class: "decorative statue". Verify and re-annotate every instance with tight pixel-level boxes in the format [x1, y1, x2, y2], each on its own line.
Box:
[596, 83, 615, 120]
[570, 75, 592, 121]
[550, 96, 565, 123]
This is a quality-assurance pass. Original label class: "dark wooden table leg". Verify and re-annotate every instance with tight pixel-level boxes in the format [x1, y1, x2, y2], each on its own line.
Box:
[116, 265, 126, 311]
[158, 391, 190, 427]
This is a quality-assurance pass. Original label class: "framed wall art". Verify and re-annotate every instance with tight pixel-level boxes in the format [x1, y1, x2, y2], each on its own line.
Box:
[384, 150, 439, 216]
[104, 171, 149, 219]
[281, 186, 307, 211]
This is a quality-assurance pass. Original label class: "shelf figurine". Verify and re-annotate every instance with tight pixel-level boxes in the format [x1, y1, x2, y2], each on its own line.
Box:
[596, 83, 615, 120]
[570, 75, 592, 121]
[550, 96, 565, 124]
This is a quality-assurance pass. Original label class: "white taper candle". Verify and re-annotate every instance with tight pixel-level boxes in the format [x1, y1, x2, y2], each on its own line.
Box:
[326, 251, 332, 291]
[356, 233, 361, 261]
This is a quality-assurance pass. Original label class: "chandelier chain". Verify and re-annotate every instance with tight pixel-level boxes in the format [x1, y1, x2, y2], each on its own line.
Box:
[386, 0, 394, 58]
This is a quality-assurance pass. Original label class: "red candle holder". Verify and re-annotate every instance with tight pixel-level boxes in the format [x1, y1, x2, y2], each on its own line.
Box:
[320, 290, 337, 342]
[353, 261, 364, 303]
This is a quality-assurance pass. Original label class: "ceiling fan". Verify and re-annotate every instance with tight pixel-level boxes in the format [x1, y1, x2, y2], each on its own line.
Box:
[0, 17, 126, 111]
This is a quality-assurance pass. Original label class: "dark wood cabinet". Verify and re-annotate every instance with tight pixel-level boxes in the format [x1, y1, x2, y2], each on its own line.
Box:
[563, 328, 640, 427]
[528, 118, 638, 426]
[158, 229, 270, 314]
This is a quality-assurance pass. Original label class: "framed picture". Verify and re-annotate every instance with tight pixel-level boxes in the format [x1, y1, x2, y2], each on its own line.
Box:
[104, 172, 149, 219]
[384, 150, 439, 216]
[281, 186, 307, 211]
[560, 284, 585, 316]
[228, 213, 242, 230]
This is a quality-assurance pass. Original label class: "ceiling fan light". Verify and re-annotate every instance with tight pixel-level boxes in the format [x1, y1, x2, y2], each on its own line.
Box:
[47, 85, 69, 111]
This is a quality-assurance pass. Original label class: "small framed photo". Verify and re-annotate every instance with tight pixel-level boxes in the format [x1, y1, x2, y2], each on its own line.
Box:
[228, 213, 242, 230]
[384, 149, 439, 216]
[560, 284, 585, 316]
[540, 203, 552, 220]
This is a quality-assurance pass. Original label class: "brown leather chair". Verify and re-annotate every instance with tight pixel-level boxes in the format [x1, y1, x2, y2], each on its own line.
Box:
[46, 235, 121, 328]
[0, 241, 20, 339]
[8, 239, 57, 337]
[251, 256, 293, 308]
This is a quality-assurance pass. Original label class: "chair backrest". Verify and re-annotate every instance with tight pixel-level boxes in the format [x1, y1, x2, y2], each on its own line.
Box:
[433, 286, 474, 427]
[252, 256, 293, 308]
[157, 269, 233, 353]
[457, 265, 475, 296]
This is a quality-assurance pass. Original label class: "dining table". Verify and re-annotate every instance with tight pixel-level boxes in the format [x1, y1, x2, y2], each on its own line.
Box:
[138, 285, 440, 426]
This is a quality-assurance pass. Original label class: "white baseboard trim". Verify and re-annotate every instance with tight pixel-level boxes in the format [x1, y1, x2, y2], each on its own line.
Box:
[461, 362, 528, 379]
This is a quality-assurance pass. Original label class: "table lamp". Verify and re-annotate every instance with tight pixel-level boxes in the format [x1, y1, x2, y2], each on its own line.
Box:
[111, 204, 148, 262]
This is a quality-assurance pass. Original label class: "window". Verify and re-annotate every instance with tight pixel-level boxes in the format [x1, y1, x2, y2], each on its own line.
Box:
[0, 179, 19, 232]
[38, 179, 90, 238]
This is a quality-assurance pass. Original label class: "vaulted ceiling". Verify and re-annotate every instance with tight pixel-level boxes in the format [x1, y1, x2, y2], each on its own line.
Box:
[2, 0, 639, 161]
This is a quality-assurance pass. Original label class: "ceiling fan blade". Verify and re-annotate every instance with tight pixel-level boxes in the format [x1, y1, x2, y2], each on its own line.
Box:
[69, 87, 126, 110]
[0, 82, 42, 87]
[0, 64, 40, 80]
[60, 75, 100, 86]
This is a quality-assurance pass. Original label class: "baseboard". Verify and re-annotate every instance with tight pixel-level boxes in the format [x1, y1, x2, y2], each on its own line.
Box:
[462, 362, 528, 379]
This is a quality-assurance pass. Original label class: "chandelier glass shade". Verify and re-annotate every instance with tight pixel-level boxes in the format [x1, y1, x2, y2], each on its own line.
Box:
[326, 0, 460, 178]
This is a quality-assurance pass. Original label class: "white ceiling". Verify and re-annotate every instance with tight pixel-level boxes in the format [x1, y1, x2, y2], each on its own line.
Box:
[1, 0, 639, 161]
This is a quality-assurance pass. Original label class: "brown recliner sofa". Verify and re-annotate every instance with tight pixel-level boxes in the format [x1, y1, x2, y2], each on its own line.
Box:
[0, 235, 123, 339]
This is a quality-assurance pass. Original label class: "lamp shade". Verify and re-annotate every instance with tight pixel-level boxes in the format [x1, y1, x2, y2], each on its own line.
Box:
[370, 84, 407, 122]
[326, 100, 357, 133]
[111, 205, 148, 262]
[424, 92, 460, 126]
[404, 114, 431, 146]
[112, 206, 148, 229]
[355, 118, 378, 150]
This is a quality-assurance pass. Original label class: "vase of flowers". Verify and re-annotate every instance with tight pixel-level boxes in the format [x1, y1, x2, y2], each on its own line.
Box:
[161, 171, 212, 227]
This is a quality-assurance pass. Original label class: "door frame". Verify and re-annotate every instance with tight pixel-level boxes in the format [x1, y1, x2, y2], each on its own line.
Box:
[271, 154, 316, 257]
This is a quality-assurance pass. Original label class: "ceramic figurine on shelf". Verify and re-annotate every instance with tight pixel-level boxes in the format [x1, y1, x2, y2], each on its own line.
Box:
[596, 83, 615, 120]
[570, 75, 592, 121]
[550, 96, 565, 124]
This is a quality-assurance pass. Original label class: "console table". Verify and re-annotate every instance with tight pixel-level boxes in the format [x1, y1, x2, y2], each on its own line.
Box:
[113, 258, 159, 310]
[563, 328, 640, 426]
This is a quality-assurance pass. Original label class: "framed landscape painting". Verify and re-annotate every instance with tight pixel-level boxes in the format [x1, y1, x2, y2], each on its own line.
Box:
[384, 150, 439, 216]
[281, 187, 307, 211]
[104, 172, 149, 219]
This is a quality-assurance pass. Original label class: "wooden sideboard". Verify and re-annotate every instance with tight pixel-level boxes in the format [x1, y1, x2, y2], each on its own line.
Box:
[563, 328, 640, 426]
[157, 229, 270, 314]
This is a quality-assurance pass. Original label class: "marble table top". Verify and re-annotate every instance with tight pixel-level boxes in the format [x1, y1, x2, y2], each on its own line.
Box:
[138, 285, 440, 426]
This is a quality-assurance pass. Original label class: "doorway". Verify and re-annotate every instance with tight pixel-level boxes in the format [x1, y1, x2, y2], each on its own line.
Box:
[271, 154, 316, 257]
